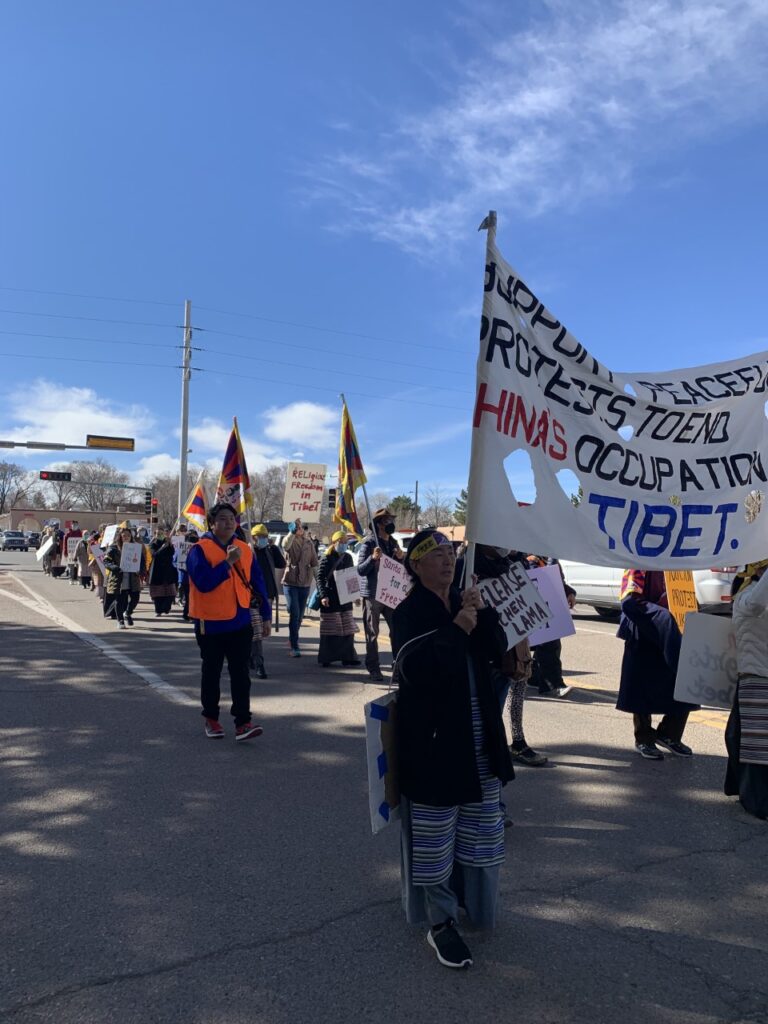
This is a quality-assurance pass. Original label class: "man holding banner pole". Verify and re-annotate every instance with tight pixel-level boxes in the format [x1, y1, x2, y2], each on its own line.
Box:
[357, 507, 403, 682]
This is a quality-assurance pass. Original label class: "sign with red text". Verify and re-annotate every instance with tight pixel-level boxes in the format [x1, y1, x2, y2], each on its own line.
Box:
[119, 542, 144, 574]
[466, 240, 768, 568]
[89, 543, 106, 575]
[282, 462, 327, 523]
[374, 554, 412, 610]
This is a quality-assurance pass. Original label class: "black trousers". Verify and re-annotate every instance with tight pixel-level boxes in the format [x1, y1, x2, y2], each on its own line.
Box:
[116, 590, 140, 623]
[531, 639, 564, 693]
[196, 625, 253, 726]
[633, 711, 689, 745]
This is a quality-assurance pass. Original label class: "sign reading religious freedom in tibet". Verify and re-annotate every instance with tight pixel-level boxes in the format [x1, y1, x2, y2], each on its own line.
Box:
[282, 462, 327, 523]
[467, 241, 768, 569]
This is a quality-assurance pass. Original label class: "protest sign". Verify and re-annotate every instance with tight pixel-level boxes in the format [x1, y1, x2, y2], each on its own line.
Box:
[374, 554, 412, 610]
[478, 562, 552, 649]
[334, 565, 361, 603]
[102, 525, 119, 547]
[526, 564, 576, 646]
[283, 462, 327, 523]
[364, 693, 400, 834]
[119, 542, 144, 574]
[175, 541, 191, 570]
[66, 537, 80, 559]
[674, 612, 737, 710]
[36, 537, 54, 562]
[89, 543, 106, 575]
[466, 240, 768, 569]
[664, 570, 699, 632]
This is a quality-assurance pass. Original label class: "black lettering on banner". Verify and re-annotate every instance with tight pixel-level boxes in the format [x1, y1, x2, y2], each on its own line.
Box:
[485, 261, 497, 293]
[485, 317, 516, 368]
[512, 279, 538, 314]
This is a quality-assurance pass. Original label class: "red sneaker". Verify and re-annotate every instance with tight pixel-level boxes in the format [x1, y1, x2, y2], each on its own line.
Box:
[235, 722, 263, 742]
[204, 718, 224, 738]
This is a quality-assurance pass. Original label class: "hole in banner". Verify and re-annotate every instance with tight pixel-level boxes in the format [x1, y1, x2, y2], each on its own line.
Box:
[618, 424, 634, 441]
[555, 468, 583, 506]
[624, 383, 637, 397]
[503, 449, 537, 504]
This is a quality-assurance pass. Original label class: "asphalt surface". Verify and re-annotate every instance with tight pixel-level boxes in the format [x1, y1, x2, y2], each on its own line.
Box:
[1, 551, 766, 1024]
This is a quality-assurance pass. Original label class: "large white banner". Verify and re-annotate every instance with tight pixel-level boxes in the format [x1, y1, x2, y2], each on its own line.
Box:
[282, 462, 327, 523]
[673, 612, 737, 710]
[467, 242, 768, 569]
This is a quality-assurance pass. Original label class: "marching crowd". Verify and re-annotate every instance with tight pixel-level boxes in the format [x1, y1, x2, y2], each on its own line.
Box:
[32, 504, 768, 969]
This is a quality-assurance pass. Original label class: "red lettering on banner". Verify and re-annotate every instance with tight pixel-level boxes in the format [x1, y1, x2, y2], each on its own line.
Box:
[473, 384, 568, 461]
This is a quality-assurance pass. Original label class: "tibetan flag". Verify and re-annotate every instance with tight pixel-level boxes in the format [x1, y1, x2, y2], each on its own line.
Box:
[215, 418, 251, 516]
[333, 402, 367, 537]
[181, 473, 208, 531]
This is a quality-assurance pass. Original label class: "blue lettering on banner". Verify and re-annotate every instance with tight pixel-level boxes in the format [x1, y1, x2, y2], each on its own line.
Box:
[377, 751, 388, 779]
[369, 703, 389, 722]
[588, 492, 739, 558]
[378, 801, 390, 821]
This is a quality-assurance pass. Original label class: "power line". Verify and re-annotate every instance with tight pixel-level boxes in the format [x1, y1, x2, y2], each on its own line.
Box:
[194, 345, 472, 395]
[0, 351, 180, 371]
[0, 328, 184, 350]
[0, 308, 179, 329]
[0, 285, 179, 308]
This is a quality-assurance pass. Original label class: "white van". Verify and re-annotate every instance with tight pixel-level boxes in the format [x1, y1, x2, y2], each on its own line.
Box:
[561, 561, 736, 619]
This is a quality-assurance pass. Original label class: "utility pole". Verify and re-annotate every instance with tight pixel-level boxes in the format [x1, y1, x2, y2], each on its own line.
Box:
[178, 300, 192, 517]
[414, 480, 419, 531]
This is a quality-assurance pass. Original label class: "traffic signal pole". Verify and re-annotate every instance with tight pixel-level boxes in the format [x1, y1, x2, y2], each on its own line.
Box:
[178, 300, 192, 518]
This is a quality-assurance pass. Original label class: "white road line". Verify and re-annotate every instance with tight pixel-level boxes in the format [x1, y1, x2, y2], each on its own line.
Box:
[3, 575, 195, 708]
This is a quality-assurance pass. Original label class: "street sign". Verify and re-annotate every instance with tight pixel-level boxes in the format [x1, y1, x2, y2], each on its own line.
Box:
[86, 434, 135, 451]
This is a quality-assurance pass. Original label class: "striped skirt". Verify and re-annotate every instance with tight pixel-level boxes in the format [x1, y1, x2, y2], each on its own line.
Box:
[410, 686, 504, 886]
[319, 609, 356, 636]
[738, 675, 768, 765]
[249, 608, 264, 642]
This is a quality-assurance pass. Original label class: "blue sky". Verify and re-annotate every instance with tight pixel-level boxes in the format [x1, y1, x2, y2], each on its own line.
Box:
[1, 0, 767, 509]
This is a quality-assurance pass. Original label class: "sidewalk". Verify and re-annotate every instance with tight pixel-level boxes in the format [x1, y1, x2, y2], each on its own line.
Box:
[1, 566, 766, 1024]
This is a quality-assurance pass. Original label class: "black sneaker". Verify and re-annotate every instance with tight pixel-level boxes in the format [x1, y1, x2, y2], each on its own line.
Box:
[427, 920, 473, 969]
[635, 742, 664, 760]
[368, 669, 385, 682]
[510, 745, 548, 767]
[656, 736, 693, 757]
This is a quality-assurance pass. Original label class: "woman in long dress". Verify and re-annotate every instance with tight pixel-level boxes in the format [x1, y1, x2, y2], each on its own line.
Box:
[725, 560, 768, 819]
[392, 529, 512, 970]
[316, 531, 361, 667]
[148, 532, 177, 616]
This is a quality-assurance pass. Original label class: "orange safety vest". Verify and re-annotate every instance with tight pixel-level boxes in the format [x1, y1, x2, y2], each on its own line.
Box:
[189, 537, 253, 622]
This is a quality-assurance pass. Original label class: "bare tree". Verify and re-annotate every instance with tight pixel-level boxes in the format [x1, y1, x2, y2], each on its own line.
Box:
[0, 462, 34, 513]
[422, 483, 455, 527]
[40, 462, 79, 508]
[250, 464, 286, 522]
[70, 459, 130, 511]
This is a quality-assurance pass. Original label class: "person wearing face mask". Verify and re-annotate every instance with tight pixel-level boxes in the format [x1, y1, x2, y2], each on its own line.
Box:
[281, 519, 319, 657]
[315, 530, 362, 668]
[357, 507, 403, 682]
[249, 524, 285, 678]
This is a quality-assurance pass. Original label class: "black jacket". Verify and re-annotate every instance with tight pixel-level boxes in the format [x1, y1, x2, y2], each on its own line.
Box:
[253, 544, 281, 601]
[317, 548, 353, 613]
[391, 581, 513, 806]
[148, 541, 177, 587]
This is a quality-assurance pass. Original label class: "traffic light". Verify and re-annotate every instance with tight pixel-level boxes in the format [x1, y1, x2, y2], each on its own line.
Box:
[144, 490, 153, 515]
[327, 487, 337, 511]
[39, 470, 72, 481]
[151, 498, 158, 524]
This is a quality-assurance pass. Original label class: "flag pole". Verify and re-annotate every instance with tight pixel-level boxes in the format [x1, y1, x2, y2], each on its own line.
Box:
[464, 209, 497, 589]
[233, 416, 252, 536]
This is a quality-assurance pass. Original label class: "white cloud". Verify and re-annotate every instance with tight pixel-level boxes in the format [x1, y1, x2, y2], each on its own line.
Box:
[129, 453, 180, 481]
[314, 0, 768, 251]
[263, 402, 338, 450]
[186, 416, 287, 473]
[0, 379, 156, 456]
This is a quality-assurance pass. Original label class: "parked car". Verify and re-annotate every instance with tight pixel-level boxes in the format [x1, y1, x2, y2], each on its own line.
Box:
[25, 531, 41, 549]
[1, 530, 29, 551]
[561, 561, 736, 619]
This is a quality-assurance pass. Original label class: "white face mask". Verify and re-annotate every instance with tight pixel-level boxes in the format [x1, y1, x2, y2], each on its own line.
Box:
[337, 543, 348, 554]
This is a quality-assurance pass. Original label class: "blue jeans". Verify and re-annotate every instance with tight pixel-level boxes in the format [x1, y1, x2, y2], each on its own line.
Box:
[283, 585, 310, 650]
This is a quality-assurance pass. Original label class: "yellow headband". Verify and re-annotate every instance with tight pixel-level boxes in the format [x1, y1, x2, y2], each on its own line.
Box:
[408, 532, 451, 563]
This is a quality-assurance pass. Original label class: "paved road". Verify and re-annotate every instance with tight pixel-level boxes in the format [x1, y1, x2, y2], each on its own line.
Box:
[0, 552, 765, 1024]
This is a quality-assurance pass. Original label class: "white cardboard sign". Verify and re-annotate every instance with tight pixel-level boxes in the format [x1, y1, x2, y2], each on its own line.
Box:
[478, 562, 552, 650]
[36, 537, 54, 562]
[89, 543, 106, 575]
[364, 694, 400, 834]
[66, 537, 80, 559]
[119, 542, 144, 574]
[673, 611, 737, 710]
[102, 524, 119, 547]
[526, 565, 576, 646]
[175, 541, 191, 570]
[374, 554, 412, 610]
[334, 565, 361, 603]
[282, 462, 327, 523]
